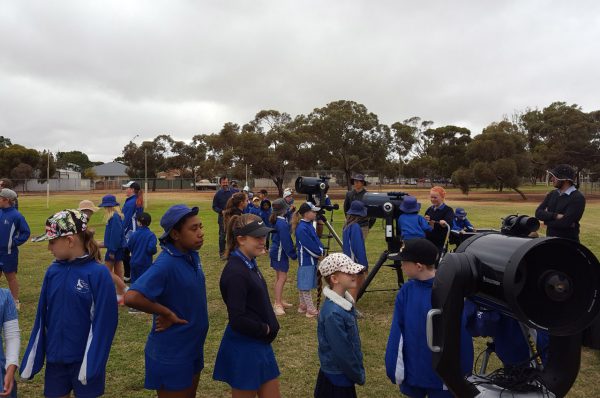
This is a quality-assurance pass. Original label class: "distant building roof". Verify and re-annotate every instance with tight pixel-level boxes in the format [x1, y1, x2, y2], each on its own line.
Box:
[92, 162, 128, 177]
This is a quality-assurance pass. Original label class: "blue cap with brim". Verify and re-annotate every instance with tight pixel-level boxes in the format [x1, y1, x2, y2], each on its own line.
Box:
[159, 205, 199, 241]
[98, 194, 119, 207]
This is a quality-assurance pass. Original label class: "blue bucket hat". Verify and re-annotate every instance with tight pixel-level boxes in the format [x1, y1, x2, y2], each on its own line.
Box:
[98, 194, 119, 207]
[400, 196, 421, 213]
[159, 204, 199, 241]
[455, 207, 467, 217]
[347, 200, 367, 217]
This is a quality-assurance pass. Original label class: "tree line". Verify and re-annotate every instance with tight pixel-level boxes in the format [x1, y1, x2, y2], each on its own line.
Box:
[3, 100, 598, 197]
[118, 100, 600, 197]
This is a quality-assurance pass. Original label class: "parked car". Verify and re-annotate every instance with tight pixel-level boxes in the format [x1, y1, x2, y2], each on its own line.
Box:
[194, 178, 218, 190]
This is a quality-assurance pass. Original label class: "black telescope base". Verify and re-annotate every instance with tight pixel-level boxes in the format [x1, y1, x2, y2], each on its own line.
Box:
[356, 250, 404, 302]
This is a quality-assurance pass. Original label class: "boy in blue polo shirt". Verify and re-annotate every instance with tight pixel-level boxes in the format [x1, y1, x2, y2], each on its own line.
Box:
[398, 196, 432, 241]
[0, 188, 30, 309]
[127, 212, 157, 284]
[126, 212, 157, 314]
[125, 205, 209, 397]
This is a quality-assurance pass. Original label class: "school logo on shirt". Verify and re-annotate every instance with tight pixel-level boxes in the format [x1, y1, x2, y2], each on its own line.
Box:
[3, 219, 8, 225]
[75, 278, 90, 293]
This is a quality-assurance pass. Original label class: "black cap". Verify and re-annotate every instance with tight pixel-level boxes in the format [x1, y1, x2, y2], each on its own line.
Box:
[233, 220, 274, 237]
[136, 212, 152, 226]
[298, 202, 320, 214]
[395, 239, 439, 266]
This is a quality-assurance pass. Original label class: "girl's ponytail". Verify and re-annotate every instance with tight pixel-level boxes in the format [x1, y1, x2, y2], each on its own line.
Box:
[290, 211, 301, 234]
[136, 188, 144, 208]
[81, 229, 101, 261]
[316, 269, 323, 310]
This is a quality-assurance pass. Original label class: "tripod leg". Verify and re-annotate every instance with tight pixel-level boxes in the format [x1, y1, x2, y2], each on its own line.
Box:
[394, 261, 404, 287]
[322, 219, 343, 248]
[357, 251, 389, 302]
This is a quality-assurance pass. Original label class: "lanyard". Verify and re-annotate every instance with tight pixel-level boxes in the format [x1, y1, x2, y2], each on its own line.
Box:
[231, 249, 264, 280]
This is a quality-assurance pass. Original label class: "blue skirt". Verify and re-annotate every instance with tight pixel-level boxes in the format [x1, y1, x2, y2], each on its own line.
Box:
[213, 325, 280, 390]
[270, 256, 290, 272]
[297, 264, 317, 290]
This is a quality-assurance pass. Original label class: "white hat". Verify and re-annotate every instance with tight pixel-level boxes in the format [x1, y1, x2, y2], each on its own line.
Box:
[283, 188, 293, 198]
[318, 253, 365, 277]
[0, 189, 17, 201]
[243, 185, 250, 192]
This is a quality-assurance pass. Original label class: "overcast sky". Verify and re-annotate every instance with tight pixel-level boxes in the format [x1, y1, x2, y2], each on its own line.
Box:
[1, 1, 599, 162]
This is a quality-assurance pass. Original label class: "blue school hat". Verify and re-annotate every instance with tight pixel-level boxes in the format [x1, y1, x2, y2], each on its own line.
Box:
[455, 207, 467, 217]
[98, 194, 119, 207]
[347, 200, 367, 217]
[399, 196, 420, 213]
[159, 204, 199, 241]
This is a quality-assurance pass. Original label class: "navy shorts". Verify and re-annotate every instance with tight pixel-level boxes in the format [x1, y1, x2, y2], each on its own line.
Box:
[0, 253, 18, 273]
[145, 355, 203, 391]
[270, 257, 290, 272]
[104, 248, 124, 263]
[44, 362, 105, 398]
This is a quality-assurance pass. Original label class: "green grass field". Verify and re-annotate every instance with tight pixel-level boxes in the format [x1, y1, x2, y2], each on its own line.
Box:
[9, 189, 600, 397]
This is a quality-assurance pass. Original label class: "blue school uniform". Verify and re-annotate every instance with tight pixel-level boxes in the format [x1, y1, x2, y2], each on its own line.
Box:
[0, 289, 18, 398]
[0, 207, 30, 273]
[452, 217, 474, 232]
[126, 226, 158, 283]
[342, 222, 368, 270]
[398, 213, 432, 241]
[385, 278, 473, 396]
[20, 255, 118, 397]
[104, 212, 126, 262]
[122, 195, 143, 241]
[269, 217, 297, 272]
[213, 250, 280, 390]
[259, 203, 272, 227]
[130, 243, 209, 391]
[295, 220, 324, 290]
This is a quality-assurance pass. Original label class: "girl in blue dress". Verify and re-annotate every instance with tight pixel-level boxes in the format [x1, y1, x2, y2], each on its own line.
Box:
[269, 199, 297, 316]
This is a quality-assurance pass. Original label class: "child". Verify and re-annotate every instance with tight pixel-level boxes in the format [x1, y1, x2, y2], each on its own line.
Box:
[269, 199, 297, 316]
[247, 196, 262, 216]
[260, 199, 272, 250]
[213, 213, 281, 397]
[385, 239, 473, 397]
[22, 210, 118, 397]
[283, 188, 295, 224]
[122, 181, 144, 282]
[77, 199, 100, 221]
[98, 194, 128, 301]
[452, 208, 475, 232]
[125, 205, 209, 397]
[126, 212, 157, 302]
[223, 192, 247, 230]
[398, 195, 432, 241]
[315, 253, 366, 398]
[343, 201, 369, 301]
[295, 202, 324, 318]
[0, 188, 30, 308]
[0, 287, 20, 398]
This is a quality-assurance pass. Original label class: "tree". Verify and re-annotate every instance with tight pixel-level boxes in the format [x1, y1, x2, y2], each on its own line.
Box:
[305, 100, 391, 189]
[120, 135, 173, 191]
[10, 163, 34, 180]
[56, 151, 94, 172]
[0, 136, 12, 149]
[0, 145, 40, 177]
[243, 110, 313, 196]
[520, 102, 600, 182]
[464, 121, 531, 199]
[421, 125, 472, 179]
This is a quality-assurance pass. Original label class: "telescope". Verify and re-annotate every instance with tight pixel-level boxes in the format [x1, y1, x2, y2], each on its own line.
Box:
[356, 192, 408, 300]
[427, 225, 600, 397]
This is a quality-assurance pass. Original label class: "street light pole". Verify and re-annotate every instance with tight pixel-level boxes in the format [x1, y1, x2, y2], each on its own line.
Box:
[144, 147, 148, 208]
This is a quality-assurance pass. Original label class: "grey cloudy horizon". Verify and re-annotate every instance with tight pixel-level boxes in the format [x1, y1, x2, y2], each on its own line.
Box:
[1, 1, 599, 162]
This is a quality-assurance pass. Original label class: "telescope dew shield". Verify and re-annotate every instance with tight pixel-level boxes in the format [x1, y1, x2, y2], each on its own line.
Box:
[457, 234, 600, 335]
[294, 176, 329, 196]
[360, 192, 405, 219]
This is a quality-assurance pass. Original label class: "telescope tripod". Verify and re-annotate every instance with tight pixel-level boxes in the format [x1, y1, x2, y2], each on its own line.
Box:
[356, 250, 404, 301]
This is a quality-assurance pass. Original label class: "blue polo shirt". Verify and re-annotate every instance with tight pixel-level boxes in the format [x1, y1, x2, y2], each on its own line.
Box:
[130, 243, 209, 366]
